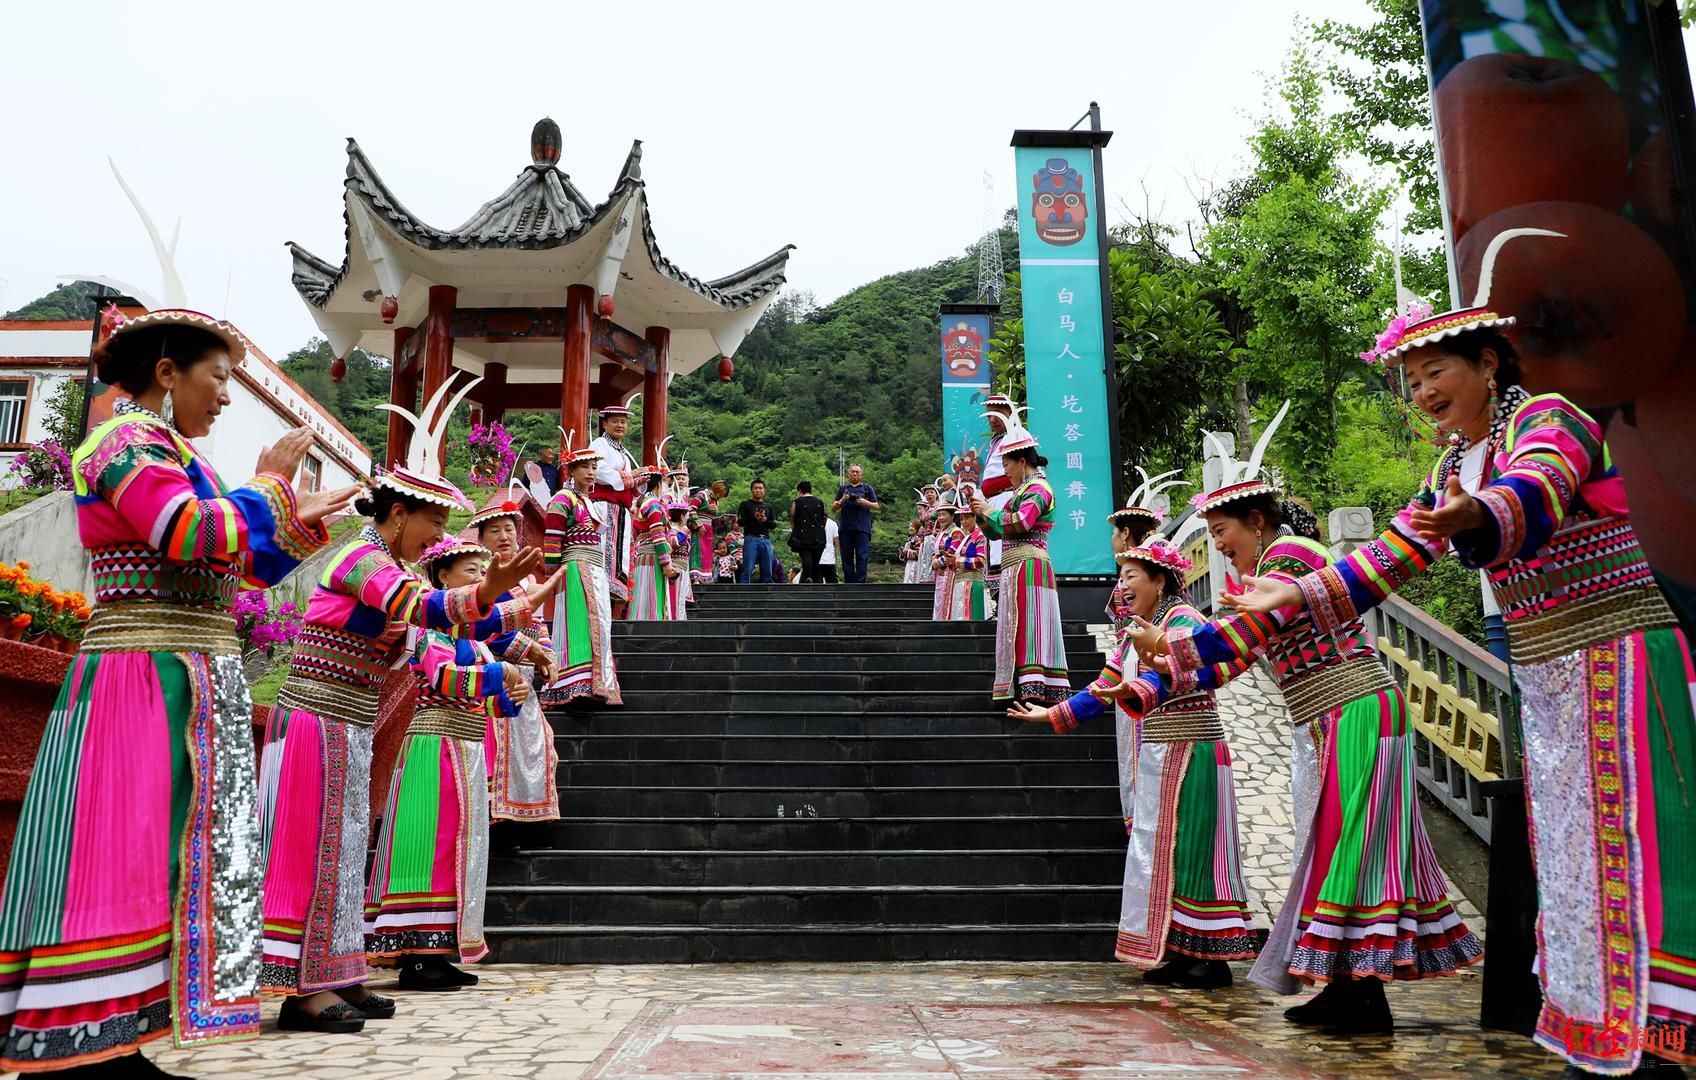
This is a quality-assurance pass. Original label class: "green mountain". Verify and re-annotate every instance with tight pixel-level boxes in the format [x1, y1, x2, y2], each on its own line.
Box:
[5, 281, 109, 320]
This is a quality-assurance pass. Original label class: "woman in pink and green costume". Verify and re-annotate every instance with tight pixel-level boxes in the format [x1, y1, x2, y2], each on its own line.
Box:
[968, 406, 1069, 705]
[1012, 538, 1260, 989]
[0, 310, 358, 1077]
[257, 379, 545, 1035]
[1125, 400, 1481, 1036]
[1216, 229, 1695, 1078]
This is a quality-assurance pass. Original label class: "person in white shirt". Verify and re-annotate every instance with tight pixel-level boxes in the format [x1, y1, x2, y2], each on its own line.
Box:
[819, 515, 840, 584]
[588, 404, 639, 614]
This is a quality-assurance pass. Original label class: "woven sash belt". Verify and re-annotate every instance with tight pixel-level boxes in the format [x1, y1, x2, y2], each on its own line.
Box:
[274, 674, 382, 728]
[562, 547, 605, 568]
[80, 601, 241, 657]
[408, 706, 488, 741]
[1280, 656, 1394, 727]
[1508, 584, 1677, 666]
[1001, 543, 1048, 566]
[1141, 701, 1225, 743]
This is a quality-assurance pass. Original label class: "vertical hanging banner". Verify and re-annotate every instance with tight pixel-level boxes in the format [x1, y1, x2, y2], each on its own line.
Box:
[1011, 124, 1118, 575]
[939, 302, 997, 487]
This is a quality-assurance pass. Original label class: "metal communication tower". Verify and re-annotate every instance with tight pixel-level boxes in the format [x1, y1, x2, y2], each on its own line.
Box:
[975, 171, 1004, 304]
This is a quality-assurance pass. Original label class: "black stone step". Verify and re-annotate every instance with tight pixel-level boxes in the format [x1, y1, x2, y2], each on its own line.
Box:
[489, 849, 1124, 887]
[558, 759, 1113, 789]
[517, 815, 1125, 850]
[559, 733, 1117, 763]
[554, 785, 1121, 818]
[614, 652, 1002, 673]
[485, 924, 1115, 964]
[483, 883, 1120, 927]
[616, 671, 1090, 693]
[612, 633, 1102, 655]
[595, 690, 1085, 714]
[542, 712, 1065, 735]
[612, 620, 1093, 637]
[544, 710, 1071, 737]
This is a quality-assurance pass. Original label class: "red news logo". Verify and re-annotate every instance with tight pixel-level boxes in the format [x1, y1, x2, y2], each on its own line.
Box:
[1556, 1017, 1686, 1059]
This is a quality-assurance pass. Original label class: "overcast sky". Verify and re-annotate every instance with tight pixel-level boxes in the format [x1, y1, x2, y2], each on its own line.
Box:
[3, 1, 1690, 357]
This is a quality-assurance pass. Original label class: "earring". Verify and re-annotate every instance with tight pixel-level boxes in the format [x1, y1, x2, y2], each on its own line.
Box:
[161, 388, 177, 431]
[1487, 376, 1499, 420]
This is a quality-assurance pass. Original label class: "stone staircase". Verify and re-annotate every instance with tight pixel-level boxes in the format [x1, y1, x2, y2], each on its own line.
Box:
[484, 583, 1122, 963]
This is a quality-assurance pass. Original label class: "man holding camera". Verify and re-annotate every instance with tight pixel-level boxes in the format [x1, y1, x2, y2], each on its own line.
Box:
[832, 463, 880, 584]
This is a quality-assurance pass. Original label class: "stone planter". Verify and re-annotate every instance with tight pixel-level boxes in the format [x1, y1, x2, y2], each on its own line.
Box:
[0, 638, 72, 872]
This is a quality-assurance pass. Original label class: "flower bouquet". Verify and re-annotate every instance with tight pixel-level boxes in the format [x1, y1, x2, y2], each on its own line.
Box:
[466, 422, 516, 489]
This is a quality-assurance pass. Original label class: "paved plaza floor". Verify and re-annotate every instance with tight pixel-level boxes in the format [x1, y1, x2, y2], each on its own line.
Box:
[118, 666, 1529, 1078]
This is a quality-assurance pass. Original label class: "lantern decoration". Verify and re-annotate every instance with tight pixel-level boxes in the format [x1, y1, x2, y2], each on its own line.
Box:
[597, 294, 615, 318]
[380, 295, 399, 323]
[717, 356, 734, 383]
[330, 354, 348, 383]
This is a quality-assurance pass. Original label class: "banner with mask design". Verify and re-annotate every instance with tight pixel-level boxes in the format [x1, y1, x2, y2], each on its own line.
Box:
[939, 303, 996, 490]
[1011, 138, 1116, 575]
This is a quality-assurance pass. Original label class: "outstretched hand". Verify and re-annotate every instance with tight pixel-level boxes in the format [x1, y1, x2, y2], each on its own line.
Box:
[1217, 574, 1304, 615]
[1408, 475, 1488, 544]
[1006, 701, 1050, 724]
[297, 484, 362, 527]
[482, 547, 546, 605]
[1125, 615, 1173, 672]
[503, 663, 532, 705]
[527, 567, 568, 610]
[255, 427, 315, 481]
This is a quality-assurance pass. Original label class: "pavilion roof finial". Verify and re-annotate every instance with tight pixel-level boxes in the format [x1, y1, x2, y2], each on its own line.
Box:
[531, 117, 562, 168]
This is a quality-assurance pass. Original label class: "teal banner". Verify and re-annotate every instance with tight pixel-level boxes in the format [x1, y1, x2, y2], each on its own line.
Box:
[1012, 141, 1116, 574]
[939, 304, 995, 488]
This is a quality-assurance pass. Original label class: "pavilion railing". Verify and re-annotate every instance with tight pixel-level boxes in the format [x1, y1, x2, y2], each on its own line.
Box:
[1364, 595, 1517, 844]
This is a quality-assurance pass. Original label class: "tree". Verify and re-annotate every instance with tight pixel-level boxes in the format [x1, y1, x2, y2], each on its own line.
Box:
[1202, 33, 1393, 501]
[1316, 0, 1448, 299]
[40, 379, 86, 449]
[4, 281, 107, 321]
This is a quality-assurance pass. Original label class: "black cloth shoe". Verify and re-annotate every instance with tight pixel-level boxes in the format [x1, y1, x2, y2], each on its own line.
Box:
[1284, 976, 1392, 1034]
[398, 956, 464, 992]
[1143, 959, 1231, 989]
[277, 995, 366, 1034]
[439, 958, 480, 987]
[337, 987, 396, 1020]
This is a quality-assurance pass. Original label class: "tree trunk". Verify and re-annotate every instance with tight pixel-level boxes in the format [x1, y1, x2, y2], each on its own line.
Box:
[1232, 378, 1252, 449]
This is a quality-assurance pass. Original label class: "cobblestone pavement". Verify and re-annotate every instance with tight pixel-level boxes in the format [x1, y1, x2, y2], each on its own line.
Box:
[121, 650, 1514, 1079]
[138, 961, 1558, 1079]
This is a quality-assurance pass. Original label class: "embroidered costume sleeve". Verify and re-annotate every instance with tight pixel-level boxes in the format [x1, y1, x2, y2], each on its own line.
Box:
[328, 540, 528, 633]
[413, 631, 519, 714]
[1295, 474, 1449, 635]
[1451, 394, 1608, 569]
[80, 417, 328, 586]
[983, 479, 1053, 539]
[1165, 538, 1316, 681]
[543, 489, 576, 569]
[638, 496, 672, 566]
[1049, 639, 1130, 734]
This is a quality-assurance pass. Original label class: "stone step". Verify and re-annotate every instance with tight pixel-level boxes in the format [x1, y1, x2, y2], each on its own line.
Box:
[483, 882, 1121, 929]
[545, 710, 1079, 737]
[484, 923, 1115, 964]
[488, 848, 1124, 887]
[512, 815, 1125, 851]
[612, 633, 1102, 655]
[557, 758, 1114, 789]
[553, 784, 1122, 818]
[559, 733, 1117, 764]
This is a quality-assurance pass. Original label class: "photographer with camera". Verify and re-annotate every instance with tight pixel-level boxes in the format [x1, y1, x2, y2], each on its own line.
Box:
[831, 463, 880, 584]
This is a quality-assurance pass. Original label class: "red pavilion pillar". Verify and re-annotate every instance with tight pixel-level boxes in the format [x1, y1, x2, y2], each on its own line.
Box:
[386, 325, 418, 469]
[481, 361, 509, 424]
[561, 284, 593, 454]
[643, 326, 670, 467]
[421, 285, 458, 468]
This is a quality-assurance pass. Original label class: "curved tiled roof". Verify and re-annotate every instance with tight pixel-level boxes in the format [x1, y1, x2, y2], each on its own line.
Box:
[287, 133, 791, 312]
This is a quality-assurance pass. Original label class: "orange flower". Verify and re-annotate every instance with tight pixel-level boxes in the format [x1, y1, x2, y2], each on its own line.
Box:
[16, 561, 29, 571]
[74, 606, 92, 621]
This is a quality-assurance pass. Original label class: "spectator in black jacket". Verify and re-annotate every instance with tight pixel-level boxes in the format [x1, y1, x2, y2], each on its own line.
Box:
[789, 481, 829, 583]
[736, 479, 778, 583]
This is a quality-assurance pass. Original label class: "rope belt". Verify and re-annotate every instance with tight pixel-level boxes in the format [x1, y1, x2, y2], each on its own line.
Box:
[80, 601, 241, 656]
[1279, 655, 1395, 727]
[274, 673, 382, 728]
[1508, 585, 1676, 666]
[1140, 702, 1225, 743]
[408, 706, 488, 741]
[562, 546, 605, 568]
[1001, 542, 1048, 566]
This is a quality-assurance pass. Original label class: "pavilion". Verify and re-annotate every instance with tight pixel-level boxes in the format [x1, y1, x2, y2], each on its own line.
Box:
[286, 118, 794, 468]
